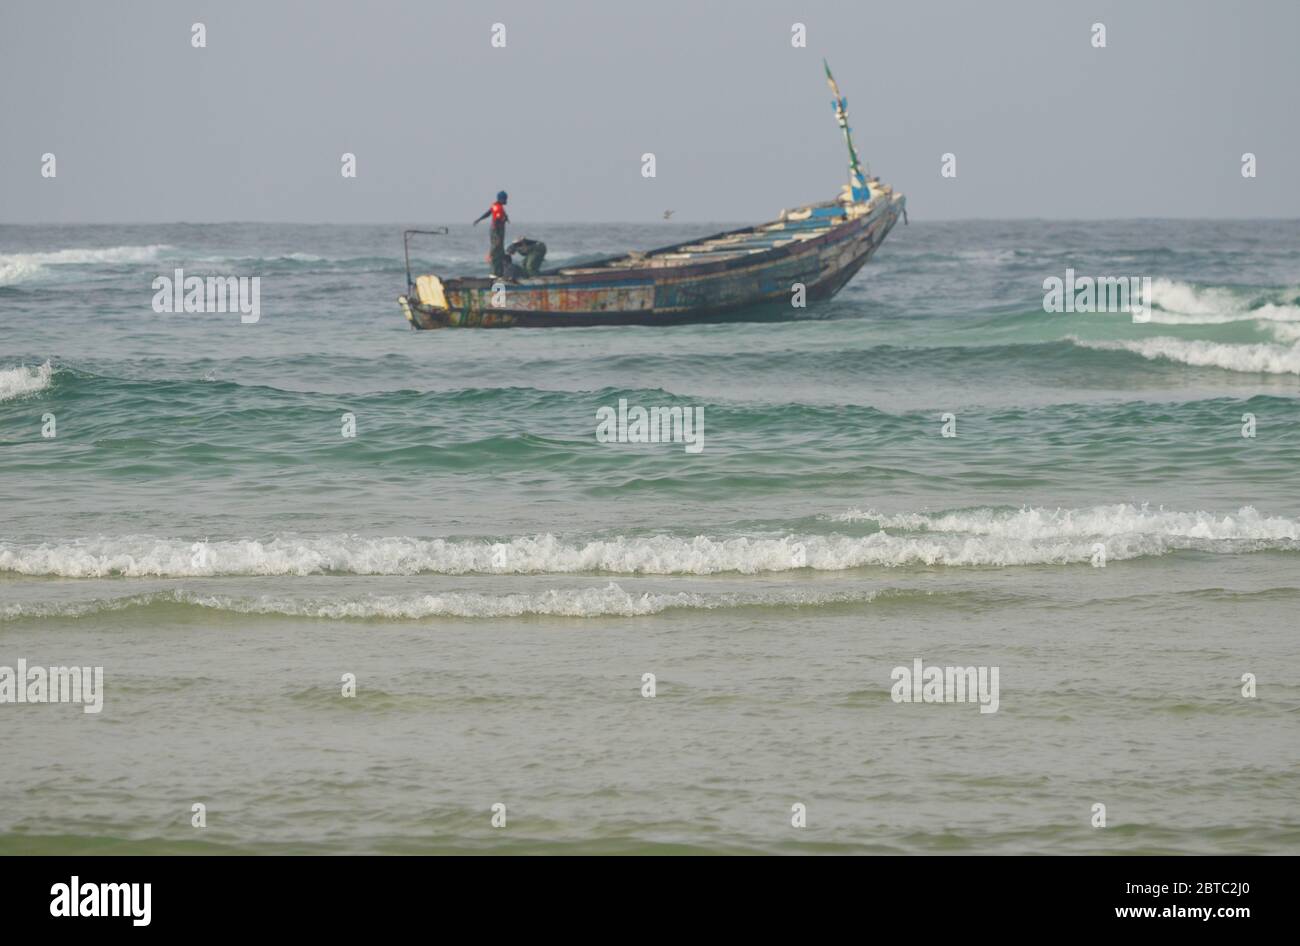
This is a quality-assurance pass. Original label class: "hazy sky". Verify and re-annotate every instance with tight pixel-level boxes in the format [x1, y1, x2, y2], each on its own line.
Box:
[2, 0, 1297, 223]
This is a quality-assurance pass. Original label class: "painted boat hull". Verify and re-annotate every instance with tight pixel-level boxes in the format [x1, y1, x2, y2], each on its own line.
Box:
[400, 191, 904, 329]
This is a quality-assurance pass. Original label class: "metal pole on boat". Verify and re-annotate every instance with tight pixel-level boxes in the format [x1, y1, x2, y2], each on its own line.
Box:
[403, 228, 449, 290]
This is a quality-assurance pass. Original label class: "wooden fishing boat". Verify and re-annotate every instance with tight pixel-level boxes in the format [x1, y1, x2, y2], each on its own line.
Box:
[398, 63, 905, 329]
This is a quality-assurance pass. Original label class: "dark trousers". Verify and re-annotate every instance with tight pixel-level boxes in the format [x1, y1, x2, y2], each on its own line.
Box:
[489, 227, 506, 276]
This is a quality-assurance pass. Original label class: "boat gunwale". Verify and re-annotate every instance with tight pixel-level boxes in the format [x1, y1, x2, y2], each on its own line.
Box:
[438, 198, 895, 290]
[542, 197, 850, 271]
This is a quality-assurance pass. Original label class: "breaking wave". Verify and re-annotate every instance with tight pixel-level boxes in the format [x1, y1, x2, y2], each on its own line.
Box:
[0, 245, 170, 286]
[0, 584, 900, 621]
[1067, 335, 1300, 374]
[1042, 279, 1300, 373]
[1146, 278, 1300, 325]
[3, 504, 1296, 577]
[0, 361, 53, 401]
[830, 504, 1300, 541]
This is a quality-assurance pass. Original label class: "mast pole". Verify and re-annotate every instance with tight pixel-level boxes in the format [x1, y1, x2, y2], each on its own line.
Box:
[824, 60, 870, 204]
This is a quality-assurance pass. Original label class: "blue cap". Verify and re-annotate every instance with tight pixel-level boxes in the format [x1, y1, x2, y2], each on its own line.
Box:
[497, 191, 508, 202]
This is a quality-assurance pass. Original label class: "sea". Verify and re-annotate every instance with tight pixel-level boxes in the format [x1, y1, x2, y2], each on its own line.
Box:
[1, 219, 1297, 854]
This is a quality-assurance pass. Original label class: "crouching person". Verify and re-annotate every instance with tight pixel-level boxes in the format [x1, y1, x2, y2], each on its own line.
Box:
[507, 238, 547, 277]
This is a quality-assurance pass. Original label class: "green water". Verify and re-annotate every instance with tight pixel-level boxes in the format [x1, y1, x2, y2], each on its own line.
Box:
[2, 220, 1298, 853]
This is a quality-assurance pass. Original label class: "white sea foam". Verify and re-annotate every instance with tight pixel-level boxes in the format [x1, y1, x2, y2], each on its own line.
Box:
[2, 507, 1295, 578]
[1068, 277, 1300, 371]
[831, 504, 1300, 541]
[955, 248, 1017, 264]
[0, 244, 170, 286]
[1145, 278, 1300, 325]
[1266, 322, 1300, 343]
[194, 251, 328, 264]
[1067, 334, 1300, 374]
[0, 585, 893, 621]
[0, 361, 53, 401]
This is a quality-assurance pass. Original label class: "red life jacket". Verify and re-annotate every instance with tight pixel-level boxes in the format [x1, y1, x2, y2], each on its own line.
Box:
[490, 202, 507, 225]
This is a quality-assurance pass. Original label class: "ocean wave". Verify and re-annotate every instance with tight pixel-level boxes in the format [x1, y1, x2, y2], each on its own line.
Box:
[190, 251, 402, 271]
[2, 506, 1296, 578]
[0, 361, 53, 401]
[0, 245, 170, 286]
[830, 503, 1300, 541]
[1147, 278, 1300, 324]
[0, 584, 896, 621]
[1055, 275, 1300, 373]
[1266, 323, 1300, 343]
[1066, 335, 1300, 374]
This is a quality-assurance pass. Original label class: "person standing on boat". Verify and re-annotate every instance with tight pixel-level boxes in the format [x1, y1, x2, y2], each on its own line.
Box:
[473, 191, 510, 277]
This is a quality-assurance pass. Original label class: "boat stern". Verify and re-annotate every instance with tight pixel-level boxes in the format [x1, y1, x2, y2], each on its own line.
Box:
[399, 273, 451, 329]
